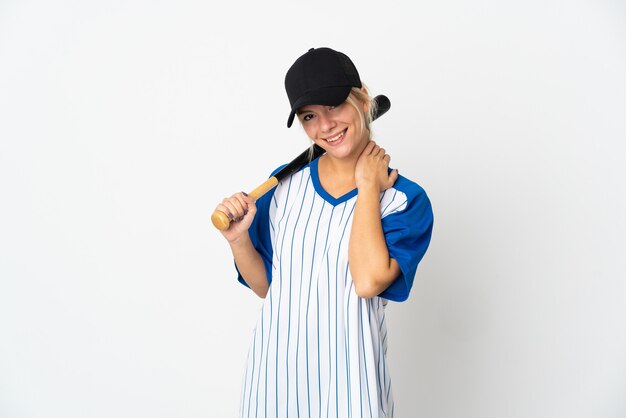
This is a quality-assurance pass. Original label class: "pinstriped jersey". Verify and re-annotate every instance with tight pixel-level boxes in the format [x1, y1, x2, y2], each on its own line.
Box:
[237, 158, 433, 418]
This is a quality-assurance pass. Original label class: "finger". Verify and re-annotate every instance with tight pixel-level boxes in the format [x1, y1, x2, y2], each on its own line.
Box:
[244, 198, 257, 216]
[220, 201, 238, 220]
[231, 197, 246, 217]
[388, 168, 399, 186]
[222, 197, 245, 219]
[240, 192, 254, 205]
[218, 195, 243, 215]
[232, 193, 250, 216]
[216, 203, 235, 220]
[364, 140, 377, 155]
[383, 154, 391, 163]
[367, 144, 380, 158]
[240, 192, 258, 215]
[229, 194, 245, 210]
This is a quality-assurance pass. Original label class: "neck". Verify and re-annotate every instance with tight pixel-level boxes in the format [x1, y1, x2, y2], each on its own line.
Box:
[320, 153, 357, 178]
[318, 132, 370, 186]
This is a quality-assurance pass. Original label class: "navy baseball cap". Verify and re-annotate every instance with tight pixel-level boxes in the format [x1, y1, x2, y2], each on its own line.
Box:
[285, 47, 362, 128]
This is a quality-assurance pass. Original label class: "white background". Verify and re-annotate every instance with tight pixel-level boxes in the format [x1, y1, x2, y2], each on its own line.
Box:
[1, 1, 625, 417]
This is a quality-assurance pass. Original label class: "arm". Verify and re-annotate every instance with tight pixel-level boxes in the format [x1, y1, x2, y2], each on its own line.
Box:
[216, 192, 269, 298]
[229, 234, 269, 298]
[349, 141, 400, 298]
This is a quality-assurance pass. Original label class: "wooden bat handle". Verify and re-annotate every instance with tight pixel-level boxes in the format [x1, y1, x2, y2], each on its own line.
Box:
[211, 176, 280, 231]
[248, 176, 279, 200]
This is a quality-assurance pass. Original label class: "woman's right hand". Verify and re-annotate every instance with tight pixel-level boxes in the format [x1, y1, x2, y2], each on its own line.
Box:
[215, 192, 257, 243]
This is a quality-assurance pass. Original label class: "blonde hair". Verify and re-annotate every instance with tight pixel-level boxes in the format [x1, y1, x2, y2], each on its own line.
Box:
[345, 85, 377, 139]
[304, 84, 377, 161]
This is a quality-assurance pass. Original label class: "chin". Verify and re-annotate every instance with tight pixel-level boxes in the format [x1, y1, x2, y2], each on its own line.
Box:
[325, 147, 354, 160]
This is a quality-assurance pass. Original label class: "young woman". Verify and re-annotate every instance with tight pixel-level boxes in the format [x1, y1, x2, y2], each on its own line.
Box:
[215, 47, 434, 418]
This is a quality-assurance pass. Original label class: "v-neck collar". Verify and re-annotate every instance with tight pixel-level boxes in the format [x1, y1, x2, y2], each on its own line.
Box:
[309, 158, 358, 206]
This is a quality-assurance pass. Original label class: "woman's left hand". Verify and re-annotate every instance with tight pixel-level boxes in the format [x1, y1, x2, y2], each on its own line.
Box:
[355, 140, 399, 192]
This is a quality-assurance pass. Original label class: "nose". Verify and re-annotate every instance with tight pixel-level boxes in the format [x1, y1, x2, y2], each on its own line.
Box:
[318, 110, 336, 133]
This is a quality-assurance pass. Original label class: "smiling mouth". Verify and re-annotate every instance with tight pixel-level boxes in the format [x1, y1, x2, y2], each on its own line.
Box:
[324, 128, 347, 143]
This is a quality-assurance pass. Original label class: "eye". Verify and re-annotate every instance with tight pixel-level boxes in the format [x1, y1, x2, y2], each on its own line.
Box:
[302, 113, 314, 122]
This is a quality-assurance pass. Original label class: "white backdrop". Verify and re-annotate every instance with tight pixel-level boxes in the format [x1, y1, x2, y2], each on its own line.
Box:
[1, 1, 625, 417]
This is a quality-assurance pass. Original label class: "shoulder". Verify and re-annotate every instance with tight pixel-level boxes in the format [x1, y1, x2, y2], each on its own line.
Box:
[273, 160, 314, 193]
[380, 173, 431, 218]
[270, 164, 287, 178]
[392, 173, 428, 200]
[261, 162, 314, 208]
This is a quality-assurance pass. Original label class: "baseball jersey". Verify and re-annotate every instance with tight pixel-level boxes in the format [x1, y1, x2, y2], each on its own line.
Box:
[236, 157, 433, 418]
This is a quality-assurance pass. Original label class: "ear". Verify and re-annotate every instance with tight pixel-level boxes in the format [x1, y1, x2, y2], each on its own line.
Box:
[360, 86, 370, 113]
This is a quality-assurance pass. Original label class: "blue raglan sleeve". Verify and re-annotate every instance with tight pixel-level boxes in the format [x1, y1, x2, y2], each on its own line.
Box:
[236, 165, 285, 288]
[378, 178, 434, 302]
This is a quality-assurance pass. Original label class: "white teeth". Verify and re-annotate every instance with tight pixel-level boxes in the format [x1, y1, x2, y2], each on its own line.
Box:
[326, 130, 345, 142]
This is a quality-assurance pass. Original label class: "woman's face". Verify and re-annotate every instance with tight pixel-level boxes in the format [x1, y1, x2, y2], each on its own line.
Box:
[297, 99, 368, 161]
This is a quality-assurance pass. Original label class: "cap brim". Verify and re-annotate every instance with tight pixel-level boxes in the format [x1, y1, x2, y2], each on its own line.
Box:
[287, 85, 353, 128]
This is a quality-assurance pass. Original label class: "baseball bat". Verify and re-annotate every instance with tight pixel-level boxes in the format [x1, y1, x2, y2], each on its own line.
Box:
[211, 94, 391, 230]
